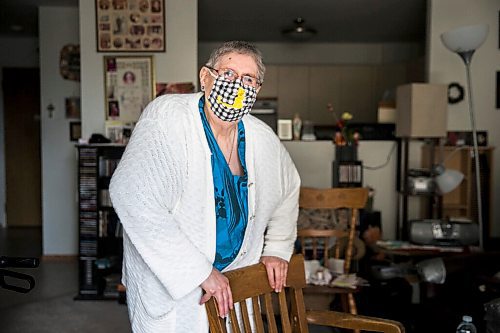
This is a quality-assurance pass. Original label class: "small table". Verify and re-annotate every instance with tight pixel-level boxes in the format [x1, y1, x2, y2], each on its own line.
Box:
[374, 241, 468, 303]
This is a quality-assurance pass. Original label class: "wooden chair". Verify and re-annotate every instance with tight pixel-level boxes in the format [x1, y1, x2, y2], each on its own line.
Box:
[297, 187, 369, 315]
[205, 254, 404, 333]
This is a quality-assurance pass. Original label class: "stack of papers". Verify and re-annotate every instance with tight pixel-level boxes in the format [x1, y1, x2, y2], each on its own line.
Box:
[330, 274, 369, 289]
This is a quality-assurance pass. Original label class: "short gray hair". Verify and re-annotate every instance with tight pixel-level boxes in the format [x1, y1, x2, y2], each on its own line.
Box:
[205, 41, 266, 83]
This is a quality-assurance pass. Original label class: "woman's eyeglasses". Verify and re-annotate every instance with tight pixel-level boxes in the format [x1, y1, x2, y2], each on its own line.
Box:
[205, 66, 261, 88]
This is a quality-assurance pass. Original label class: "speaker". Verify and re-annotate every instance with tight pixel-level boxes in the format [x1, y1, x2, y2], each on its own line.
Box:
[410, 219, 479, 246]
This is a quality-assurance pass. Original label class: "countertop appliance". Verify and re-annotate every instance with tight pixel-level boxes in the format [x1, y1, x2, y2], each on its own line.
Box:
[410, 219, 479, 246]
[251, 98, 277, 133]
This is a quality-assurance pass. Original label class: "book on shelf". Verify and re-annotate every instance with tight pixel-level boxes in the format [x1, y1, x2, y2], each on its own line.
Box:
[99, 189, 112, 207]
[98, 211, 122, 238]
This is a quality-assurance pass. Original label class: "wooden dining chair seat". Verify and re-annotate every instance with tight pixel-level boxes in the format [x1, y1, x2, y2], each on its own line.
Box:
[205, 254, 405, 333]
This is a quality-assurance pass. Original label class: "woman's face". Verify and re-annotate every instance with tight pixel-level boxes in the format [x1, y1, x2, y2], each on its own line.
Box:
[200, 52, 260, 97]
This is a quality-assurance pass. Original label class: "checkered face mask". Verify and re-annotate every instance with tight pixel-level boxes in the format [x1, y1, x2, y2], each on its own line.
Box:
[207, 75, 257, 122]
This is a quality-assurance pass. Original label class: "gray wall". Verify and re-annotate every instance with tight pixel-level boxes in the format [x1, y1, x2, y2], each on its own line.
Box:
[39, 6, 80, 254]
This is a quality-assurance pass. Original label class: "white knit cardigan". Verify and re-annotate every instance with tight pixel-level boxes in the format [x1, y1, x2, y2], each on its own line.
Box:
[109, 93, 300, 332]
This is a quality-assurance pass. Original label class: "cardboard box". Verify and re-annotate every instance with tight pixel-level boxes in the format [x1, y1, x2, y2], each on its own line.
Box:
[396, 83, 448, 138]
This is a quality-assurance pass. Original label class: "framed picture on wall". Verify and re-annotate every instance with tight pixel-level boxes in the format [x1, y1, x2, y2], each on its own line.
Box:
[95, 0, 165, 52]
[70, 121, 82, 141]
[497, 71, 500, 109]
[104, 55, 155, 122]
[65, 97, 81, 119]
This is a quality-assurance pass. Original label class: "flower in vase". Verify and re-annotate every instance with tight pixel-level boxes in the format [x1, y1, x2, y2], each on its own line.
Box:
[327, 103, 360, 146]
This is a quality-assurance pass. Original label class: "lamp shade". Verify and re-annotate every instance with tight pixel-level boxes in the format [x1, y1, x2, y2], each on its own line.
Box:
[440, 24, 489, 53]
[434, 166, 464, 194]
[417, 257, 446, 284]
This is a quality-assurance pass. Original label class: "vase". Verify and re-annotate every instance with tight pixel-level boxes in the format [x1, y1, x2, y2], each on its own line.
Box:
[335, 144, 358, 162]
[292, 113, 302, 140]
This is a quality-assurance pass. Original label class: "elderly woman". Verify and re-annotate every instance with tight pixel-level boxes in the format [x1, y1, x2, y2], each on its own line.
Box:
[109, 41, 300, 332]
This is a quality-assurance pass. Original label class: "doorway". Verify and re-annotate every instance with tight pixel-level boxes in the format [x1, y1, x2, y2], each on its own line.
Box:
[2, 67, 42, 227]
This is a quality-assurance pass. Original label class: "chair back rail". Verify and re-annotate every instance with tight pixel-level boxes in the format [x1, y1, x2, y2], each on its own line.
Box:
[299, 187, 368, 210]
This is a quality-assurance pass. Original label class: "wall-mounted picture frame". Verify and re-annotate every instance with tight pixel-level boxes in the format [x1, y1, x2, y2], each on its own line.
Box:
[60, 44, 80, 81]
[70, 121, 82, 141]
[96, 0, 165, 52]
[65, 97, 81, 119]
[497, 71, 500, 109]
[104, 55, 155, 122]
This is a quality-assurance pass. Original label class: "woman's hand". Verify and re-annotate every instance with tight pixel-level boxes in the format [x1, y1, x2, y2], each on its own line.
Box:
[260, 256, 288, 293]
[199, 268, 233, 318]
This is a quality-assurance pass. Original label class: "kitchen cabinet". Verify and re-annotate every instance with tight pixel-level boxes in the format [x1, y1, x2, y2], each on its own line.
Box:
[257, 63, 414, 126]
[277, 65, 309, 119]
[308, 66, 341, 125]
[257, 65, 278, 98]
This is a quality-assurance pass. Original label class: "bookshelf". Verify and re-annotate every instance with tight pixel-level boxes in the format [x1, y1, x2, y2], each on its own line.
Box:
[75, 144, 125, 300]
[332, 145, 363, 188]
[332, 161, 363, 187]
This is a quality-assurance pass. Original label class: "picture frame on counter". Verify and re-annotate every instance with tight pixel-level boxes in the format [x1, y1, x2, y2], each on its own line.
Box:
[105, 120, 135, 144]
[277, 119, 293, 140]
[104, 55, 155, 122]
[96, 0, 165, 52]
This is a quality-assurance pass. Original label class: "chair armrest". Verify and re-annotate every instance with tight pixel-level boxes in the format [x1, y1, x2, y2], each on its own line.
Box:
[306, 310, 405, 333]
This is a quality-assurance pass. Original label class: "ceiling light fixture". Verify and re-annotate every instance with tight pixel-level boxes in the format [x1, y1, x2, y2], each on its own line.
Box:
[282, 18, 317, 41]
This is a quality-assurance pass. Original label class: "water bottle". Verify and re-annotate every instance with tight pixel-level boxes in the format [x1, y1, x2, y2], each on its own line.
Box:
[456, 315, 477, 333]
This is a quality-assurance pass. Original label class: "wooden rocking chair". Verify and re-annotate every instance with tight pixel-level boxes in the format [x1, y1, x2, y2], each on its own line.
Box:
[297, 187, 369, 315]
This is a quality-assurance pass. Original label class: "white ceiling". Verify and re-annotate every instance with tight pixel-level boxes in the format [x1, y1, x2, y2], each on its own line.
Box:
[0, 0, 426, 43]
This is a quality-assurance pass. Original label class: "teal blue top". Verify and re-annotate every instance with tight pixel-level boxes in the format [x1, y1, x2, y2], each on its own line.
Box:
[199, 97, 248, 271]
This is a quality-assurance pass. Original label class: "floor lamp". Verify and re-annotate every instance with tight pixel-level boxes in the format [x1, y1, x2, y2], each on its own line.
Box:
[440, 24, 489, 250]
